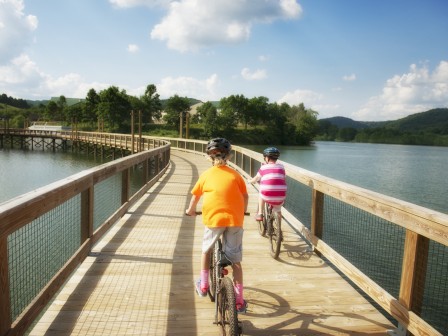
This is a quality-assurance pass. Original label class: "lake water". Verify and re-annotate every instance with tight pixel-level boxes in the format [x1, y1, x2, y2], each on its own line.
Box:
[0, 149, 108, 204]
[1, 141, 448, 214]
[247, 142, 448, 214]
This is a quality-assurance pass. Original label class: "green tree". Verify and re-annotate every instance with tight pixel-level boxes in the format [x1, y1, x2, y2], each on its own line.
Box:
[45, 100, 59, 121]
[163, 95, 191, 134]
[141, 84, 162, 123]
[248, 96, 269, 127]
[288, 103, 319, 145]
[83, 89, 100, 126]
[98, 86, 131, 131]
[196, 101, 219, 137]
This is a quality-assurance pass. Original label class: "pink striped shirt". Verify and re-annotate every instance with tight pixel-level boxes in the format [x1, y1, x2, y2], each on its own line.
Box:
[255, 163, 287, 205]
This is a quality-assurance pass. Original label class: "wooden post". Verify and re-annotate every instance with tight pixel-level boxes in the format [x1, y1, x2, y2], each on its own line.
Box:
[311, 189, 324, 257]
[81, 187, 94, 243]
[399, 230, 429, 316]
[122, 169, 130, 204]
[138, 110, 142, 152]
[186, 112, 190, 139]
[179, 112, 183, 138]
[131, 110, 135, 153]
[0, 237, 12, 335]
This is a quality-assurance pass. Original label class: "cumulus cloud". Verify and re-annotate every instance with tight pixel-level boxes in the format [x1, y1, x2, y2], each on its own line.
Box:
[127, 44, 139, 53]
[156, 74, 219, 101]
[0, 54, 109, 99]
[354, 61, 448, 121]
[278, 89, 323, 106]
[150, 0, 302, 52]
[0, 0, 38, 63]
[241, 68, 267, 81]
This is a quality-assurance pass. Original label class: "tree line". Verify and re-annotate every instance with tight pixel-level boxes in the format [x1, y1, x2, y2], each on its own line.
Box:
[317, 119, 448, 146]
[1, 85, 319, 145]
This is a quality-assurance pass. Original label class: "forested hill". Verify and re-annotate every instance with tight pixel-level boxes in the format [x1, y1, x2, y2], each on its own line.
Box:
[318, 108, 448, 146]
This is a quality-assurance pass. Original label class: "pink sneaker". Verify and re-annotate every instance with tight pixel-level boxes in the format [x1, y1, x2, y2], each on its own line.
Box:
[195, 279, 207, 297]
[255, 213, 263, 221]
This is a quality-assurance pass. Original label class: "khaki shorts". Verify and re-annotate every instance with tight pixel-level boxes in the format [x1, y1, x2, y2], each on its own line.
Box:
[202, 227, 244, 263]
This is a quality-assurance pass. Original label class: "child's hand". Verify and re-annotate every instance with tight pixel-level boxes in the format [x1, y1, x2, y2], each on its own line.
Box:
[185, 208, 197, 216]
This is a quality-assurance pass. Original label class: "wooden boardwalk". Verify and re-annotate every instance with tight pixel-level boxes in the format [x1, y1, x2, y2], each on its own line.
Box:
[29, 150, 394, 335]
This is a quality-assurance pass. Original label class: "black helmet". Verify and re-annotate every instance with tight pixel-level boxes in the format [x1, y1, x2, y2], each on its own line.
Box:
[263, 147, 280, 159]
[206, 138, 231, 156]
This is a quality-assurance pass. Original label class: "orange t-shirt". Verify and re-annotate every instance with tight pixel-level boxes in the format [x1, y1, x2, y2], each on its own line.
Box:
[191, 165, 247, 228]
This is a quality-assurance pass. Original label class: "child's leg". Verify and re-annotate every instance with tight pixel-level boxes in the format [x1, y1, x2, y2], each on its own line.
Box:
[200, 251, 210, 290]
[231, 262, 244, 305]
[258, 196, 264, 215]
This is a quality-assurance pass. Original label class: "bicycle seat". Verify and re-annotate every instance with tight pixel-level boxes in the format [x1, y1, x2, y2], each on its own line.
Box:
[218, 251, 233, 267]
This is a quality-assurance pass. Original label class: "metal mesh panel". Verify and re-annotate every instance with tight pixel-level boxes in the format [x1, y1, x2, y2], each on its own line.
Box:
[93, 174, 122, 230]
[416, 241, 448, 334]
[8, 196, 80, 320]
[322, 195, 405, 298]
[130, 163, 145, 196]
[283, 176, 312, 229]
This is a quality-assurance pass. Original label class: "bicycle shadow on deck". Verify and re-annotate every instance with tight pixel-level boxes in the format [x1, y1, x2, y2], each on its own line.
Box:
[241, 287, 392, 336]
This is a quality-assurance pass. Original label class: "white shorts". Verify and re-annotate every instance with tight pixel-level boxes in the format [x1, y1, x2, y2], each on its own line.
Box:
[202, 227, 244, 263]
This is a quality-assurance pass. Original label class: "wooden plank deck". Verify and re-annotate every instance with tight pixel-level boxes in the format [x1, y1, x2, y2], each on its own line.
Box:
[29, 150, 395, 335]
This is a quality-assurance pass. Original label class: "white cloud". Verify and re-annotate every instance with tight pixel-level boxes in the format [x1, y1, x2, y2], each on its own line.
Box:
[277, 89, 340, 118]
[109, 0, 171, 9]
[277, 89, 323, 106]
[241, 68, 267, 81]
[354, 61, 448, 121]
[0, 54, 110, 99]
[156, 74, 219, 101]
[0, 0, 38, 63]
[259, 55, 270, 62]
[127, 44, 139, 53]
[343, 73, 356, 81]
[150, 0, 302, 52]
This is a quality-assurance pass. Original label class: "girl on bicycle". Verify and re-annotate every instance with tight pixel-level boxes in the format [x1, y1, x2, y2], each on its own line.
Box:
[185, 137, 249, 313]
[250, 147, 287, 221]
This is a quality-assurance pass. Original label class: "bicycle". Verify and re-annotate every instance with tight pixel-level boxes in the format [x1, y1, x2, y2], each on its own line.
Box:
[191, 212, 250, 336]
[257, 203, 282, 259]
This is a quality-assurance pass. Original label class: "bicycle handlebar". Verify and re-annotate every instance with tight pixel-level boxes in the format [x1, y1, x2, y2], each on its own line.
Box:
[186, 211, 251, 216]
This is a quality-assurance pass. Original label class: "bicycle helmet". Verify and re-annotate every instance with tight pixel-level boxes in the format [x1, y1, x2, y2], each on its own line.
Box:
[206, 137, 231, 157]
[263, 147, 280, 159]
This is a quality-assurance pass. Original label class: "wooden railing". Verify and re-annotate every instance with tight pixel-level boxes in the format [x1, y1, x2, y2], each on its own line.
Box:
[0, 132, 447, 335]
[0, 133, 171, 335]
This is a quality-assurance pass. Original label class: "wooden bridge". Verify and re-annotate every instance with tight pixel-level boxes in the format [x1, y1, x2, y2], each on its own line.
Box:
[1, 131, 447, 335]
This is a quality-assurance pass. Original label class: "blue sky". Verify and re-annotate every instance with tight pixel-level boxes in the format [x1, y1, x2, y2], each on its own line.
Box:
[0, 0, 447, 121]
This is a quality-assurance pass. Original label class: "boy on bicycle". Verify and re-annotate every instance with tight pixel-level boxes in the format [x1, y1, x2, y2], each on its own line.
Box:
[185, 138, 249, 313]
[250, 147, 287, 221]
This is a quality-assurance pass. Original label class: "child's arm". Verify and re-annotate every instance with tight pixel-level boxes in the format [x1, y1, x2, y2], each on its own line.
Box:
[185, 194, 201, 216]
[249, 173, 261, 184]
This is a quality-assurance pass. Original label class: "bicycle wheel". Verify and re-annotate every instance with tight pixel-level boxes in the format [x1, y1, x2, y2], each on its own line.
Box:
[257, 203, 268, 237]
[217, 277, 239, 336]
[269, 211, 282, 259]
[209, 241, 220, 302]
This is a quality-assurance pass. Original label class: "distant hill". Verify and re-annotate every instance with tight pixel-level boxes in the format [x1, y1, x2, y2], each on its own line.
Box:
[319, 116, 370, 130]
[320, 108, 448, 133]
[386, 108, 448, 133]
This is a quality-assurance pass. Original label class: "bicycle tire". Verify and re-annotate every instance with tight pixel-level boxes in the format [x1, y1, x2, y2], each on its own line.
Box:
[269, 211, 282, 259]
[257, 203, 268, 237]
[208, 240, 220, 302]
[217, 277, 239, 336]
